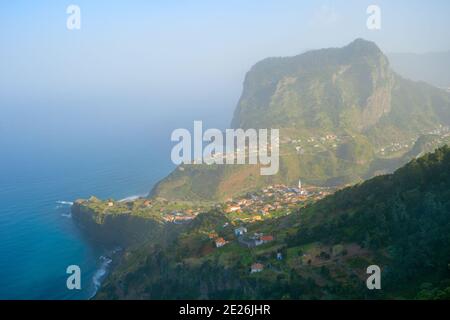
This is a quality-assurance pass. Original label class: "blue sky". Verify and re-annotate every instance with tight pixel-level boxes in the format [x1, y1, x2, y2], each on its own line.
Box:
[1, 0, 449, 112]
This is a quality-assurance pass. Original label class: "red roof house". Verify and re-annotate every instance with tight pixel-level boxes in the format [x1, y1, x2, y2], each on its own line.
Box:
[260, 235, 274, 243]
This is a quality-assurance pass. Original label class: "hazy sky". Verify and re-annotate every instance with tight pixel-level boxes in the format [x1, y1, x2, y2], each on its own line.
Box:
[1, 0, 449, 114]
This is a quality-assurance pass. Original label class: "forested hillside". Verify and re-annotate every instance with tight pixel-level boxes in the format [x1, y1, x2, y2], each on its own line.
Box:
[97, 146, 450, 300]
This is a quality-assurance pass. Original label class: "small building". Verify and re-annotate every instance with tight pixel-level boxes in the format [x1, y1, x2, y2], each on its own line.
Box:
[276, 252, 283, 260]
[261, 235, 274, 243]
[234, 227, 247, 237]
[226, 206, 241, 213]
[173, 216, 195, 224]
[215, 237, 227, 248]
[251, 263, 264, 273]
[208, 232, 218, 239]
[143, 200, 151, 207]
[107, 201, 114, 207]
[238, 237, 262, 248]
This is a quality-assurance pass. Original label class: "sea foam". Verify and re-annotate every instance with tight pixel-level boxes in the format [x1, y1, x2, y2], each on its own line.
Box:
[56, 200, 74, 205]
[118, 194, 146, 202]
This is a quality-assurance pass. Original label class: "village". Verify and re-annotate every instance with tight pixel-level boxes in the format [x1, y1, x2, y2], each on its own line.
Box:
[221, 181, 332, 222]
[157, 127, 450, 227]
[161, 181, 333, 225]
[285, 133, 345, 155]
[279, 125, 450, 159]
[208, 224, 281, 274]
[152, 179, 333, 225]
[78, 180, 335, 274]
[206, 180, 334, 274]
[79, 179, 332, 226]
[377, 125, 450, 156]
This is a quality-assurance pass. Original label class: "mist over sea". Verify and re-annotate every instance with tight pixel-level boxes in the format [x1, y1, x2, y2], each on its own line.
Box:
[0, 98, 231, 299]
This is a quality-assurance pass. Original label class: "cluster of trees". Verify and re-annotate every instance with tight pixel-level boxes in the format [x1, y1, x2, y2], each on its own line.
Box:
[289, 146, 450, 297]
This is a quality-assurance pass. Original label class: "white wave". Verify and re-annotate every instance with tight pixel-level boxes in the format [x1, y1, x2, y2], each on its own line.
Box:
[56, 201, 74, 205]
[61, 212, 72, 218]
[89, 249, 124, 299]
[118, 194, 146, 202]
[92, 255, 113, 292]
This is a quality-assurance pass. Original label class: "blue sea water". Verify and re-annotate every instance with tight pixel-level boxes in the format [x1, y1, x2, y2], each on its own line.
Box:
[0, 98, 231, 299]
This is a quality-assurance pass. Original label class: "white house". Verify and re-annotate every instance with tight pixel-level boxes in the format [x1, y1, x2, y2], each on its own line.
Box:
[234, 227, 247, 237]
[251, 263, 264, 273]
[215, 238, 227, 248]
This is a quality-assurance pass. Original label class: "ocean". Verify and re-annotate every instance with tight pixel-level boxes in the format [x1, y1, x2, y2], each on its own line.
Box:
[0, 98, 231, 299]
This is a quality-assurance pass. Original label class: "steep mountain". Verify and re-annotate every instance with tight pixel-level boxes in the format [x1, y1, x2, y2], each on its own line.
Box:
[152, 39, 450, 201]
[97, 146, 450, 300]
[232, 38, 394, 131]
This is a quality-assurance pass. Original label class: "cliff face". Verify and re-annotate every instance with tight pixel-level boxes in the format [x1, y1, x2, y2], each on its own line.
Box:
[231, 38, 450, 142]
[71, 201, 180, 247]
[231, 38, 396, 132]
[151, 39, 450, 201]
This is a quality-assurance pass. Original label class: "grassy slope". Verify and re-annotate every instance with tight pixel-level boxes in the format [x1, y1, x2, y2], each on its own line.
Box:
[97, 146, 450, 299]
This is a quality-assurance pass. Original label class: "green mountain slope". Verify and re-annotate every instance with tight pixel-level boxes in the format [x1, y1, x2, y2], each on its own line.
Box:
[152, 39, 450, 201]
[232, 38, 393, 131]
[97, 146, 450, 299]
